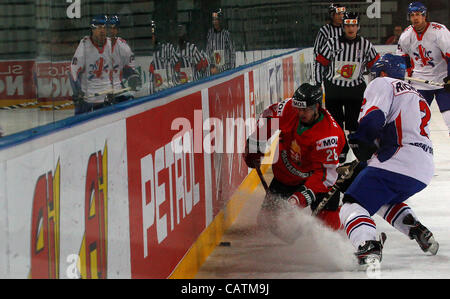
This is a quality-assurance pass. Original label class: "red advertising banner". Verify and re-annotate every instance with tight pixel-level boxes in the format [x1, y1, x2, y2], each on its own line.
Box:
[0, 60, 72, 106]
[283, 56, 295, 99]
[0, 60, 36, 103]
[207, 75, 249, 218]
[248, 71, 256, 120]
[126, 92, 206, 278]
[126, 74, 252, 278]
[35, 61, 72, 104]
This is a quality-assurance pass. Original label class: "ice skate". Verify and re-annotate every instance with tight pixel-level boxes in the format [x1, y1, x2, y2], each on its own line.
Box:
[403, 214, 439, 255]
[355, 233, 386, 269]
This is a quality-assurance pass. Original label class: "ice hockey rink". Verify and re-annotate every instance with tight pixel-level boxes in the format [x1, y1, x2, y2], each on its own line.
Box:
[196, 101, 450, 279]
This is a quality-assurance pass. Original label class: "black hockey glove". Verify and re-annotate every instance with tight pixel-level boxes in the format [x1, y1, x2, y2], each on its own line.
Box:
[334, 161, 367, 193]
[243, 138, 264, 169]
[348, 134, 377, 162]
[105, 93, 116, 106]
[287, 185, 316, 208]
[127, 73, 142, 91]
[444, 75, 450, 93]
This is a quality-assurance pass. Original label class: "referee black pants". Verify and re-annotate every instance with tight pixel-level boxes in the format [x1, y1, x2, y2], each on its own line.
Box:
[323, 80, 366, 155]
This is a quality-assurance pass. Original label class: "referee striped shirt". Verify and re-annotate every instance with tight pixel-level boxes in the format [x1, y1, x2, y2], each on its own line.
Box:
[149, 41, 178, 93]
[315, 35, 380, 87]
[206, 28, 235, 72]
[174, 41, 203, 84]
[152, 41, 177, 63]
[175, 41, 203, 69]
[313, 23, 343, 55]
[313, 23, 343, 83]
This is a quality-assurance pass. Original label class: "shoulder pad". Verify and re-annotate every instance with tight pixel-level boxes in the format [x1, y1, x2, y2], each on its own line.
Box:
[430, 22, 446, 31]
[403, 25, 413, 34]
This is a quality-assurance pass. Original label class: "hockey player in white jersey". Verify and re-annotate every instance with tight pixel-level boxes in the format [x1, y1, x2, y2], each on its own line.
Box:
[397, 2, 450, 135]
[70, 15, 113, 115]
[338, 53, 439, 267]
[107, 15, 141, 103]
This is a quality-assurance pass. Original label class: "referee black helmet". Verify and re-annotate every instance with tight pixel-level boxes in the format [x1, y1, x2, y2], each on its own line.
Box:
[328, 3, 346, 19]
[342, 11, 360, 25]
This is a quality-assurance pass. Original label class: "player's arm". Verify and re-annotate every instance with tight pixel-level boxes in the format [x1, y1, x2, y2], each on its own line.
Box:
[289, 132, 345, 208]
[243, 102, 283, 168]
[191, 44, 205, 72]
[365, 41, 380, 70]
[314, 28, 330, 56]
[314, 39, 333, 84]
[227, 31, 236, 70]
[435, 25, 450, 89]
[119, 41, 141, 91]
[205, 30, 213, 64]
[348, 108, 384, 161]
[396, 32, 413, 76]
[348, 79, 389, 161]
[69, 40, 86, 102]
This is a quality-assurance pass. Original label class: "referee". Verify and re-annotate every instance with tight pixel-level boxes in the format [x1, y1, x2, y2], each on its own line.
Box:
[315, 11, 380, 163]
[313, 3, 346, 84]
[174, 24, 205, 84]
[206, 8, 235, 75]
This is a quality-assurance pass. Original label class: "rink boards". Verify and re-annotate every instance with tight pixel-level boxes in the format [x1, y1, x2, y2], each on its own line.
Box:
[0, 45, 398, 278]
[0, 47, 312, 278]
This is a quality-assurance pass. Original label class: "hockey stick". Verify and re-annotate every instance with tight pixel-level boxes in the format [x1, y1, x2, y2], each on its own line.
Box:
[0, 101, 40, 110]
[87, 87, 132, 98]
[404, 76, 445, 87]
[311, 159, 360, 216]
[39, 101, 74, 110]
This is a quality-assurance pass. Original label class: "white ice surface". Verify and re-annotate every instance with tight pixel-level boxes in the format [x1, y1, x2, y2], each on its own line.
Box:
[196, 101, 450, 279]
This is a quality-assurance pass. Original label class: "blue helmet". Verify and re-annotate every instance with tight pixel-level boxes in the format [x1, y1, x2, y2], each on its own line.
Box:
[108, 15, 120, 27]
[91, 14, 108, 28]
[407, 2, 427, 18]
[370, 53, 406, 80]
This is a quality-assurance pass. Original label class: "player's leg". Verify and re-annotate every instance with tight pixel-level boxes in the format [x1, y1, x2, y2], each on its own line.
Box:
[434, 88, 450, 135]
[75, 101, 94, 115]
[323, 81, 346, 162]
[377, 203, 439, 255]
[342, 84, 365, 162]
[417, 89, 435, 106]
[324, 81, 345, 128]
[257, 178, 296, 229]
[257, 178, 307, 243]
[312, 192, 342, 230]
[339, 167, 401, 265]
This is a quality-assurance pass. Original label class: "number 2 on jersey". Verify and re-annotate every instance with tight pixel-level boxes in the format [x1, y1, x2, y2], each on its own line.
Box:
[419, 100, 431, 138]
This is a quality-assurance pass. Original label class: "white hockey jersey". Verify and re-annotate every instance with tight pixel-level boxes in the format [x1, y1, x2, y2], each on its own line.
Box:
[70, 36, 113, 103]
[361, 77, 434, 185]
[111, 37, 136, 90]
[397, 22, 450, 90]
